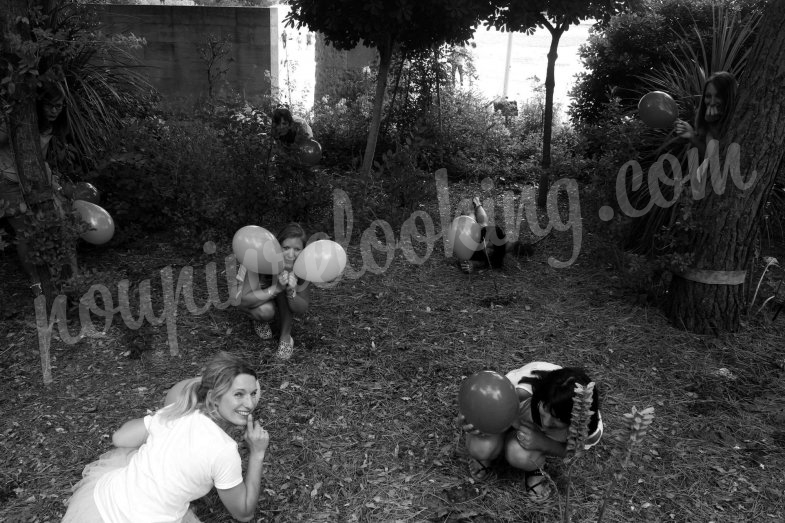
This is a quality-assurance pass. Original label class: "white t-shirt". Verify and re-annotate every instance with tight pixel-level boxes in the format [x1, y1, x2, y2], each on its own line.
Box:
[505, 362, 603, 448]
[94, 409, 243, 523]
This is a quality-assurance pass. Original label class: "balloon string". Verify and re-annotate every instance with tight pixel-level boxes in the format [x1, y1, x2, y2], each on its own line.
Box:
[481, 239, 499, 296]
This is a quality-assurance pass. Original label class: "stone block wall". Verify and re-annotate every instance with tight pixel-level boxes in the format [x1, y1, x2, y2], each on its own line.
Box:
[91, 5, 279, 101]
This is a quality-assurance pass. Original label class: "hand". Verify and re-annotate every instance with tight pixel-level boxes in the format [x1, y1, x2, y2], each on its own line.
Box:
[515, 421, 545, 451]
[269, 274, 286, 296]
[456, 413, 485, 437]
[674, 119, 694, 139]
[278, 270, 290, 289]
[287, 272, 297, 290]
[244, 414, 269, 457]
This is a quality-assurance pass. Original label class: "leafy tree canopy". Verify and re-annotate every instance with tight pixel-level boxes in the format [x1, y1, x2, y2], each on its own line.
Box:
[485, 0, 630, 33]
[284, 0, 498, 53]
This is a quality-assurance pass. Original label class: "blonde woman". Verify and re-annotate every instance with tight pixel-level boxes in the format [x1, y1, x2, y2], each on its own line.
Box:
[63, 352, 269, 523]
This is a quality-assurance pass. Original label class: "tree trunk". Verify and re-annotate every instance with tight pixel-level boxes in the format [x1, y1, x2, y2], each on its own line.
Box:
[4, 0, 61, 384]
[361, 34, 394, 175]
[666, 0, 785, 333]
[434, 45, 442, 135]
[381, 53, 406, 140]
[537, 23, 565, 208]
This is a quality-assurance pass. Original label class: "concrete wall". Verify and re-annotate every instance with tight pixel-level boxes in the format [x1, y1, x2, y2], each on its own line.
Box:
[314, 33, 377, 103]
[91, 5, 279, 101]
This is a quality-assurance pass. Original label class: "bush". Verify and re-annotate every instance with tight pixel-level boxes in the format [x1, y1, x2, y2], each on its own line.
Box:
[569, 0, 765, 127]
[91, 102, 335, 246]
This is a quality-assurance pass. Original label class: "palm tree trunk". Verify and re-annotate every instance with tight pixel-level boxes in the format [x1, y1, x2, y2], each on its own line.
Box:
[666, 0, 785, 332]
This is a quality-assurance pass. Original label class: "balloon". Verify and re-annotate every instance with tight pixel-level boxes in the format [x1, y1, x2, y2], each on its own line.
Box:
[638, 91, 678, 129]
[232, 226, 284, 275]
[73, 200, 115, 245]
[73, 182, 100, 204]
[299, 139, 322, 166]
[293, 239, 347, 283]
[459, 371, 519, 434]
[447, 216, 481, 261]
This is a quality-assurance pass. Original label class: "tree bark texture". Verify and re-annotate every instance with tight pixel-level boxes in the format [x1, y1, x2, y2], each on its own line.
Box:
[361, 34, 393, 175]
[666, 1, 785, 333]
[4, 0, 60, 384]
[537, 23, 564, 208]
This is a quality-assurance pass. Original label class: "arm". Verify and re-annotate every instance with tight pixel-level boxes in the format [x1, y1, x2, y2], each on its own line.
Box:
[239, 269, 283, 309]
[515, 421, 567, 458]
[674, 119, 706, 153]
[287, 278, 310, 314]
[216, 414, 269, 522]
[112, 417, 149, 448]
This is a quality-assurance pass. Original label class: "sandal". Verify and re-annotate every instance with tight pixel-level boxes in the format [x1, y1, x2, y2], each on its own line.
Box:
[276, 336, 294, 361]
[253, 322, 273, 340]
[460, 260, 474, 274]
[524, 469, 554, 502]
[467, 457, 493, 482]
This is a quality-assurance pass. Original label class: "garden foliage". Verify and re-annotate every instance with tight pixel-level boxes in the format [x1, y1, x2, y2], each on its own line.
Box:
[569, 0, 765, 127]
[90, 102, 335, 246]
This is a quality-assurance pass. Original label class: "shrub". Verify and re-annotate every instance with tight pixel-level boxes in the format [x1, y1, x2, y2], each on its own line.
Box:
[91, 102, 334, 246]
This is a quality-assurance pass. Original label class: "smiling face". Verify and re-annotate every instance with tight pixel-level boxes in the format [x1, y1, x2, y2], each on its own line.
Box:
[703, 82, 724, 123]
[215, 373, 260, 427]
[282, 236, 304, 271]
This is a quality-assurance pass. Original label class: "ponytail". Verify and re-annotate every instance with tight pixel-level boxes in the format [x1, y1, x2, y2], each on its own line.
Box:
[159, 377, 205, 424]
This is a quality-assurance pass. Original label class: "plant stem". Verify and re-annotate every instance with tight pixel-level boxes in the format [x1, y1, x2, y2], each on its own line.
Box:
[596, 449, 631, 523]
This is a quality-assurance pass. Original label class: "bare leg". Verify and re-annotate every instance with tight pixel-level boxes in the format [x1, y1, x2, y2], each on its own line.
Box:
[472, 197, 488, 226]
[465, 432, 504, 481]
[275, 292, 294, 344]
[504, 431, 552, 499]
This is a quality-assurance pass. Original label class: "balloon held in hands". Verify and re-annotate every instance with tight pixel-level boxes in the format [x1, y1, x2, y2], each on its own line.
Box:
[299, 139, 322, 166]
[448, 216, 481, 261]
[232, 226, 284, 275]
[458, 371, 519, 434]
[73, 200, 115, 245]
[293, 239, 347, 282]
[638, 91, 678, 129]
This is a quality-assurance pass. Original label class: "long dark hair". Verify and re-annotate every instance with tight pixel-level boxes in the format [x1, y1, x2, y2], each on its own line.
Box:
[519, 367, 601, 434]
[277, 222, 307, 247]
[36, 84, 69, 137]
[694, 71, 738, 141]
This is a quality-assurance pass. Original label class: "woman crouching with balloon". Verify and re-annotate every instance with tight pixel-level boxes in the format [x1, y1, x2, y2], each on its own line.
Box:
[458, 362, 603, 502]
[237, 223, 311, 361]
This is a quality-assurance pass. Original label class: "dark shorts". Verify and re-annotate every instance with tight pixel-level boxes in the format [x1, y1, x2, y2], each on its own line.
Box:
[470, 225, 507, 268]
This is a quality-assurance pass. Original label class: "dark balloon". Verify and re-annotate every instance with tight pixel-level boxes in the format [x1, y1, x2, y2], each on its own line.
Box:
[298, 139, 322, 166]
[458, 371, 519, 434]
[638, 91, 678, 129]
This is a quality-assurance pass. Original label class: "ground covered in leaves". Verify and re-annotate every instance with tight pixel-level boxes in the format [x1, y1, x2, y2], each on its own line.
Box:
[1, 181, 784, 523]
